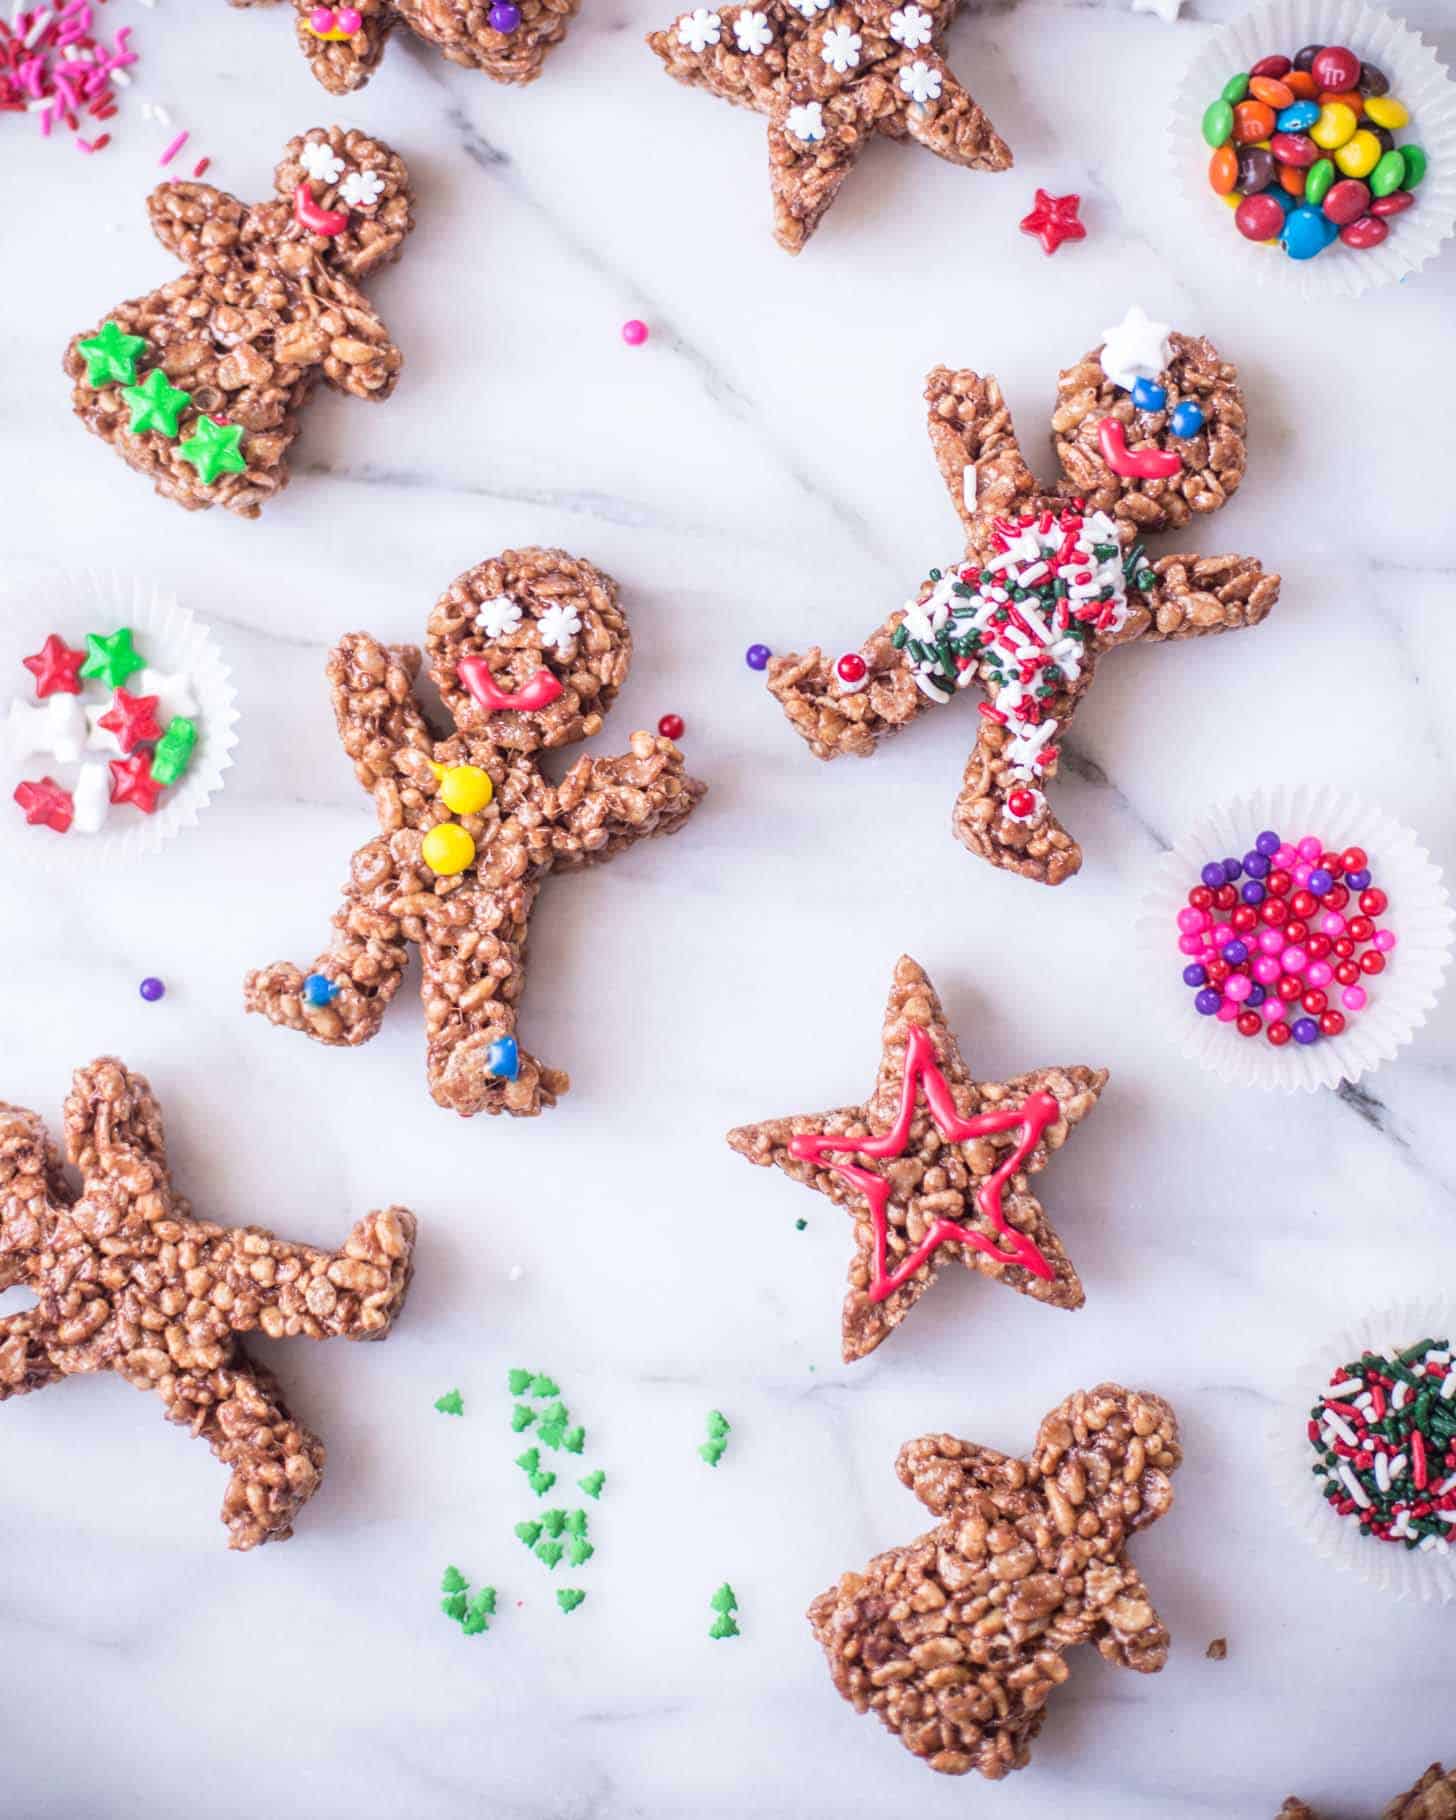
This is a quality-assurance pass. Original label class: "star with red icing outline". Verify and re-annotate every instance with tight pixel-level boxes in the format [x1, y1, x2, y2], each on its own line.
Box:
[726, 956, 1107, 1361]
[1020, 188, 1086, 255]
[14, 776, 75, 833]
[22, 635, 86, 699]
[97, 687, 164, 755]
[108, 751, 164, 814]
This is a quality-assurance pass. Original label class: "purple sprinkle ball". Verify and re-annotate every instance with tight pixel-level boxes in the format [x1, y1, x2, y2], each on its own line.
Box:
[745, 644, 771, 670]
[139, 977, 165, 1003]
[489, 2, 521, 30]
[1200, 862, 1225, 889]
[1256, 829, 1282, 857]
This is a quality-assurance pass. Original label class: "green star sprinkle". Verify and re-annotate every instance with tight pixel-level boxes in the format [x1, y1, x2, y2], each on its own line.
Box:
[528, 1470, 557, 1496]
[511, 1404, 536, 1432]
[440, 1565, 468, 1594]
[562, 1426, 585, 1454]
[149, 717, 197, 789]
[566, 1538, 594, 1568]
[81, 628, 145, 691]
[122, 366, 191, 438]
[514, 1521, 542, 1549]
[178, 416, 246, 486]
[507, 1368, 533, 1395]
[434, 1389, 464, 1417]
[534, 1540, 564, 1569]
[529, 1375, 560, 1398]
[563, 1510, 589, 1539]
[541, 1509, 567, 1539]
[708, 1583, 740, 1640]
[556, 1589, 587, 1614]
[441, 1592, 468, 1622]
[577, 1471, 605, 1499]
[78, 320, 148, 387]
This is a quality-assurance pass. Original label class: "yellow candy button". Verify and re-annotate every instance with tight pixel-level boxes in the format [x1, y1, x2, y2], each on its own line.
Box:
[436, 763, 494, 816]
[1364, 94, 1410, 130]
[1311, 102, 1357, 150]
[1335, 128, 1381, 177]
[422, 821, 477, 877]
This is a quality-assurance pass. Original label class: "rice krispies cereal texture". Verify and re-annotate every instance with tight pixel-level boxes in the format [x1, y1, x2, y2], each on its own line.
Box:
[1280, 1762, 1456, 1818]
[808, 1384, 1181, 1778]
[647, 0, 1011, 254]
[229, 0, 580, 94]
[244, 548, 707, 1117]
[0, 1058, 416, 1549]
[63, 127, 414, 519]
[726, 955, 1105, 1361]
[764, 331, 1280, 884]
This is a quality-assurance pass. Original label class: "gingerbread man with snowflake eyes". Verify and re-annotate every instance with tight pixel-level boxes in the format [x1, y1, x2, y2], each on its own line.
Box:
[64, 126, 414, 519]
[245, 549, 708, 1117]
[765, 307, 1282, 884]
[229, 0, 580, 94]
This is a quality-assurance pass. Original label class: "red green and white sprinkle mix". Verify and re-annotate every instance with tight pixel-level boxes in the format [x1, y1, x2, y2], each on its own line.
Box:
[1308, 1337, 1456, 1552]
[699, 1409, 731, 1468]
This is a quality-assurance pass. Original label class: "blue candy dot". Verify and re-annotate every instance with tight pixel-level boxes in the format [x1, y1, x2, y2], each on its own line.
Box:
[139, 977, 165, 1003]
[486, 1034, 521, 1081]
[1291, 1018, 1321, 1045]
[1195, 989, 1222, 1016]
[302, 972, 339, 1008]
[1183, 964, 1208, 988]
[1256, 830, 1282, 857]
[1169, 401, 1205, 439]
[1131, 377, 1167, 413]
[745, 644, 771, 671]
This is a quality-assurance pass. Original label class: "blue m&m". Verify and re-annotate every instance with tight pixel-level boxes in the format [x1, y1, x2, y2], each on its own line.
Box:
[1169, 400, 1205, 439]
[302, 972, 340, 1007]
[1131, 377, 1167, 413]
[486, 1034, 521, 1080]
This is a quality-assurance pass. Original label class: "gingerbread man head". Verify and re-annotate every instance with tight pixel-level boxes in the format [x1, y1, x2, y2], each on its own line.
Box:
[426, 552, 634, 759]
[266, 126, 416, 279]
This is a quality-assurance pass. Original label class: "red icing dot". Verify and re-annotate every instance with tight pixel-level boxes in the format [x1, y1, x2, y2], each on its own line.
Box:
[1007, 788, 1036, 816]
[657, 713, 685, 741]
[836, 653, 868, 684]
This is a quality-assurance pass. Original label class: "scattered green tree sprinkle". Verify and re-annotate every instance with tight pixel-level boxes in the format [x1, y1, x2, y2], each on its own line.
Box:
[699, 1440, 727, 1467]
[529, 1374, 560, 1398]
[440, 1565, 468, 1594]
[700, 1410, 732, 1467]
[507, 1368, 533, 1395]
[515, 1447, 541, 1474]
[461, 1609, 488, 1636]
[511, 1404, 536, 1432]
[562, 1426, 586, 1454]
[439, 1570, 496, 1637]
[535, 1540, 565, 1569]
[567, 1537, 594, 1568]
[557, 1589, 587, 1614]
[578, 1471, 605, 1500]
[541, 1509, 568, 1538]
[529, 1470, 556, 1496]
[469, 1587, 497, 1619]
[441, 1591, 468, 1621]
[434, 1389, 464, 1417]
[564, 1509, 589, 1539]
[708, 1583, 740, 1640]
[706, 1411, 730, 1440]
[795, 1218, 807, 1231]
[514, 1521, 542, 1548]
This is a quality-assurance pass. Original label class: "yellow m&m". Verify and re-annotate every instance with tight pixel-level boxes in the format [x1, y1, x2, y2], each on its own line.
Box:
[1364, 94, 1410, 131]
[422, 822, 477, 877]
[1334, 128, 1381, 178]
[435, 763, 494, 815]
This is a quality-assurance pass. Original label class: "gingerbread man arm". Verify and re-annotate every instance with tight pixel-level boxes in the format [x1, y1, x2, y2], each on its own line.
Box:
[0, 1102, 65, 1394]
[314, 271, 406, 402]
[1117, 549, 1280, 646]
[925, 365, 1040, 548]
[63, 1057, 176, 1207]
[895, 1431, 1025, 1517]
[327, 633, 436, 799]
[547, 729, 708, 867]
[147, 180, 250, 263]
[764, 619, 944, 762]
[199, 1206, 416, 1342]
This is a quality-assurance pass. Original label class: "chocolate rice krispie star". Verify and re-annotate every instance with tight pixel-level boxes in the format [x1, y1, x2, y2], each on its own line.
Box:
[245, 549, 707, 1119]
[0, 1058, 416, 1550]
[647, 0, 1011, 253]
[726, 956, 1105, 1361]
[809, 1383, 1181, 1777]
[229, 0, 580, 95]
[762, 316, 1281, 882]
[1280, 1761, 1456, 1819]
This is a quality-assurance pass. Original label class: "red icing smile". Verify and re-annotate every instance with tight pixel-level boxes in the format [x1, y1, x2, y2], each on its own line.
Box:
[458, 657, 564, 715]
[293, 182, 350, 238]
[1097, 417, 1182, 481]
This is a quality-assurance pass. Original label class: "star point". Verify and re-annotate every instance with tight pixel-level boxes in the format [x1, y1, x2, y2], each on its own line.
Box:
[1020, 187, 1086, 255]
[727, 955, 1106, 1361]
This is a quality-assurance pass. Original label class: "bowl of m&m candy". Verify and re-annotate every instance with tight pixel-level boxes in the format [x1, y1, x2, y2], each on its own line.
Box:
[1171, 0, 1456, 296]
[1141, 787, 1452, 1090]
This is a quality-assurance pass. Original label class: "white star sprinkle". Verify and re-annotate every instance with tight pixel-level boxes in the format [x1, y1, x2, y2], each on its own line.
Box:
[1099, 304, 1174, 391]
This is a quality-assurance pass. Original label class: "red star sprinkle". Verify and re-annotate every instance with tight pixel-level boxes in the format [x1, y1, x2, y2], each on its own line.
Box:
[22, 634, 86, 699]
[98, 687, 164, 755]
[1020, 189, 1086, 256]
[108, 751, 164, 814]
[14, 776, 75, 833]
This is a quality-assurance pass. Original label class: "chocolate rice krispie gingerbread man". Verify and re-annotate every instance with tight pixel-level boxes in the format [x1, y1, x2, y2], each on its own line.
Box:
[229, 0, 580, 93]
[65, 126, 414, 518]
[0, 1058, 416, 1549]
[809, 1383, 1181, 1779]
[245, 549, 707, 1117]
[1280, 1763, 1456, 1819]
[766, 307, 1281, 883]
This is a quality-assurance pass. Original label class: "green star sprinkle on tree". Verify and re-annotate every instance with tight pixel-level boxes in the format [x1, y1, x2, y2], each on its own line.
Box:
[535, 1540, 564, 1569]
[81, 628, 145, 691]
[150, 717, 197, 788]
[178, 416, 246, 487]
[708, 1583, 740, 1640]
[78, 320, 148, 387]
[514, 1521, 543, 1549]
[441, 1565, 468, 1595]
[511, 1403, 536, 1432]
[122, 367, 192, 438]
[700, 1410, 732, 1468]
[556, 1589, 587, 1614]
[529, 1374, 560, 1398]
[507, 1368, 533, 1395]
[434, 1389, 464, 1416]
[578, 1470, 605, 1499]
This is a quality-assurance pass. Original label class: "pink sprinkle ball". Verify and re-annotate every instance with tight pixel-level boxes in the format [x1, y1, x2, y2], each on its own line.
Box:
[1343, 985, 1369, 1012]
[1178, 907, 1209, 934]
[1225, 974, 1252, 1003]
[1259, 928, 1284, 955]
[1306, 961, 1333, 988]
[1320, 912, 1346, 936]
[1281, 946, 1308, 974]
[1293, 863, 1312, 887]
[1298, 836, 1323, 862]
[1254, 955, 1281, 984]
[1217, 999, 1240, 1022]
[1374, 929, 1397, 952]
[1263, 999, 1285, 1024]
[621, 319, 649, 346]
[1179, 933, 1204, 956]
[1274, 844, 1298, 869]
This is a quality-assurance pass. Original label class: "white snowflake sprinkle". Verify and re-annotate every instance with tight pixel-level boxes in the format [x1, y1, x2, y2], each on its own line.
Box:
[475, 597, 522, 638]
[339, 168, 385, 208]
[299, 139, 345, 184]
[888, 3, 932, 47]
[898, 58, 941, 103]
[676, 7, 721, 50]
[536, 604, 582, 651]
[788, 0, 829, 16]
[786, 100, 826, 142]
[819, 23, 861, 70]
[733, 8, 773, 53]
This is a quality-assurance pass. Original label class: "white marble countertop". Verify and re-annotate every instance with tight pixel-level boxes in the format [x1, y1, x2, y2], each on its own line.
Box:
[4, 1, 1456, 1815]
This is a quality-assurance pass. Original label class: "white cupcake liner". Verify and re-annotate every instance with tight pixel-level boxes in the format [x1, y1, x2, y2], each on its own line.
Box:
[1270, 1300, 1456, 1604]
[1137, 783, 1453, 1092]
[0, 570, 238, 872]
[1167, 0, 1456, 298]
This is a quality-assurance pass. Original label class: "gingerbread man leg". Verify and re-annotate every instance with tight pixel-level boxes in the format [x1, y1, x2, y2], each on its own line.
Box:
[949, 688, 1090, 886]
[1086, 1559, 1170, 1672]
[0, 1313, 62, 1399]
